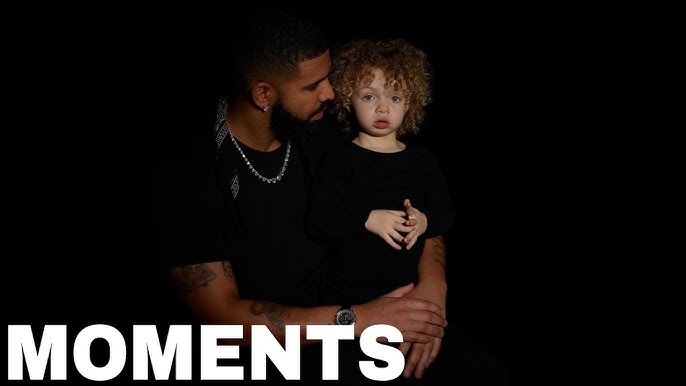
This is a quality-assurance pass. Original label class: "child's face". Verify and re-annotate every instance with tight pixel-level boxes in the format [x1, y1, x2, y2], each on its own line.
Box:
[351, 69, 408, 138]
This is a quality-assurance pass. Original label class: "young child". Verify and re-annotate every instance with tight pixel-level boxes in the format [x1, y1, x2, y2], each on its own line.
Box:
[307, 38, 455, 307]
[306, 38, 455, 383]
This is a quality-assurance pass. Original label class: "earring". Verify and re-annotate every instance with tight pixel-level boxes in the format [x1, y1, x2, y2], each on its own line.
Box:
[263, 105, 269, 112]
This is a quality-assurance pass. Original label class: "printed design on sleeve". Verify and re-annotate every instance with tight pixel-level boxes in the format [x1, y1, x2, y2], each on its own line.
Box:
[214, 98, 229, 158]
[230, 168, 239, 199]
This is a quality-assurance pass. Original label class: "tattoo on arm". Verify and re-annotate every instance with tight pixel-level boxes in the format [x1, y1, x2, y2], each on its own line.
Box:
[249, 301, 291, 331]
[221, 261, 234, 280]
[177, 264, 217, 294]
[431, 236, 446, 269]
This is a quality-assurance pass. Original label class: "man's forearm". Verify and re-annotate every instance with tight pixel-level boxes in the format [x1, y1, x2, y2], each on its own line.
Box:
[417, 236, 447, 296]
[169, 261, 340, 345]
[170, 261, 446, 346]
[221, 300, 340, 345]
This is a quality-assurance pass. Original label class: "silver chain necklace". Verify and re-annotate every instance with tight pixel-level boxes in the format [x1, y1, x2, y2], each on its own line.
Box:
[227, 127, 291, 184]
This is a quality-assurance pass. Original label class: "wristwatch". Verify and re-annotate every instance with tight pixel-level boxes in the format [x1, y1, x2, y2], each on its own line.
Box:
[333, 305, 356, 325]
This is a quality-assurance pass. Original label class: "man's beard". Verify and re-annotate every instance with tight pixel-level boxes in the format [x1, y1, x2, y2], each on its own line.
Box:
[270, 101, 329, 144]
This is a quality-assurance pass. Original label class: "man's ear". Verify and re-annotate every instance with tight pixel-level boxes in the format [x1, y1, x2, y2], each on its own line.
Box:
[250, 81, 275, 111]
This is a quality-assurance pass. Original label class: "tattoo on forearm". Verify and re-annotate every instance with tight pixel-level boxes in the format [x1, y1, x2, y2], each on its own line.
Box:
[431, 236, 446, 269]
[178, 264, 217, 294]
[249, 301, 291, 331]
[221, 261, 234, 280]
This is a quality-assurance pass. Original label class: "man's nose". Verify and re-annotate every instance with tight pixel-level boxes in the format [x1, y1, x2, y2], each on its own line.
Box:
[319, 78, 335, 102]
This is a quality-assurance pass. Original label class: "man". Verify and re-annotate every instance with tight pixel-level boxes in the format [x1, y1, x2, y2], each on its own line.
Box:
[162, 11, 448, 382]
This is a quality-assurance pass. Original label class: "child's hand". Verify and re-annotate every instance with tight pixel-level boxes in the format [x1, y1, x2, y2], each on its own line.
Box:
[403, 199, 427, 250]
[365, 209, 416, 250]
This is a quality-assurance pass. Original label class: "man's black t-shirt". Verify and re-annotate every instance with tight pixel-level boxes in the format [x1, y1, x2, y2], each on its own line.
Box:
[163, 101, 342, 308]
[213, 137, 327, 307]
[160, 108, 341, 384]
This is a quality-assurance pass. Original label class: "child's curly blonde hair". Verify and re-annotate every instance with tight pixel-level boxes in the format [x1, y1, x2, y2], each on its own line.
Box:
[331, 38, 432, 135]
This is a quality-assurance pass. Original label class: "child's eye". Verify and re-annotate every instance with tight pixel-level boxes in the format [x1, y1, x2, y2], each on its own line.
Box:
[362, 95, 375, 101]
[391, 95, 403, 102]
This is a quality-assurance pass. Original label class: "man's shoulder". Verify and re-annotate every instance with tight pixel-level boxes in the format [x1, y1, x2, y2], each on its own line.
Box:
[303, 118, 347, 149]
[300, 117, 350, 171]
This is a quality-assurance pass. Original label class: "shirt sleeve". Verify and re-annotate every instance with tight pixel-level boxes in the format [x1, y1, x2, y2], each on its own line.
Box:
[164, 160, 236, 269]
[422, 151, 456, 238]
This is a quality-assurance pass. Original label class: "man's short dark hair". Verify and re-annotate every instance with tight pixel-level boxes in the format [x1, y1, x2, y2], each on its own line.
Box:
[222, 11, 329, 97]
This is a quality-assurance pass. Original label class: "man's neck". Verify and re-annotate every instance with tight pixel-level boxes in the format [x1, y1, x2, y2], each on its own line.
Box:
[225, 99, 281, 152]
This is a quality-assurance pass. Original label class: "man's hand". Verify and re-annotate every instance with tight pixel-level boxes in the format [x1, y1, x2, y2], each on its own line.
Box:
[353, 283, 447, 343]
[399, 339, 442, 379]
[365, 209, 416, 250]
[402, 199, 428, 250]
[397, 250, 447, 378]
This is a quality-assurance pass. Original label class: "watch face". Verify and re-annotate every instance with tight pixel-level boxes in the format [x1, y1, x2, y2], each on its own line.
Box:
[336, 309, 356, 325]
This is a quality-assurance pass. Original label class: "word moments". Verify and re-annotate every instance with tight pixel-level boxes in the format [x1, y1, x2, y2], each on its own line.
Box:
[7, 324, 404, 381]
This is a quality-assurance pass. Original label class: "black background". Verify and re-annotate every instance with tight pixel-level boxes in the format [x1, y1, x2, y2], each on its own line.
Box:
[5, 5, 535, 385]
